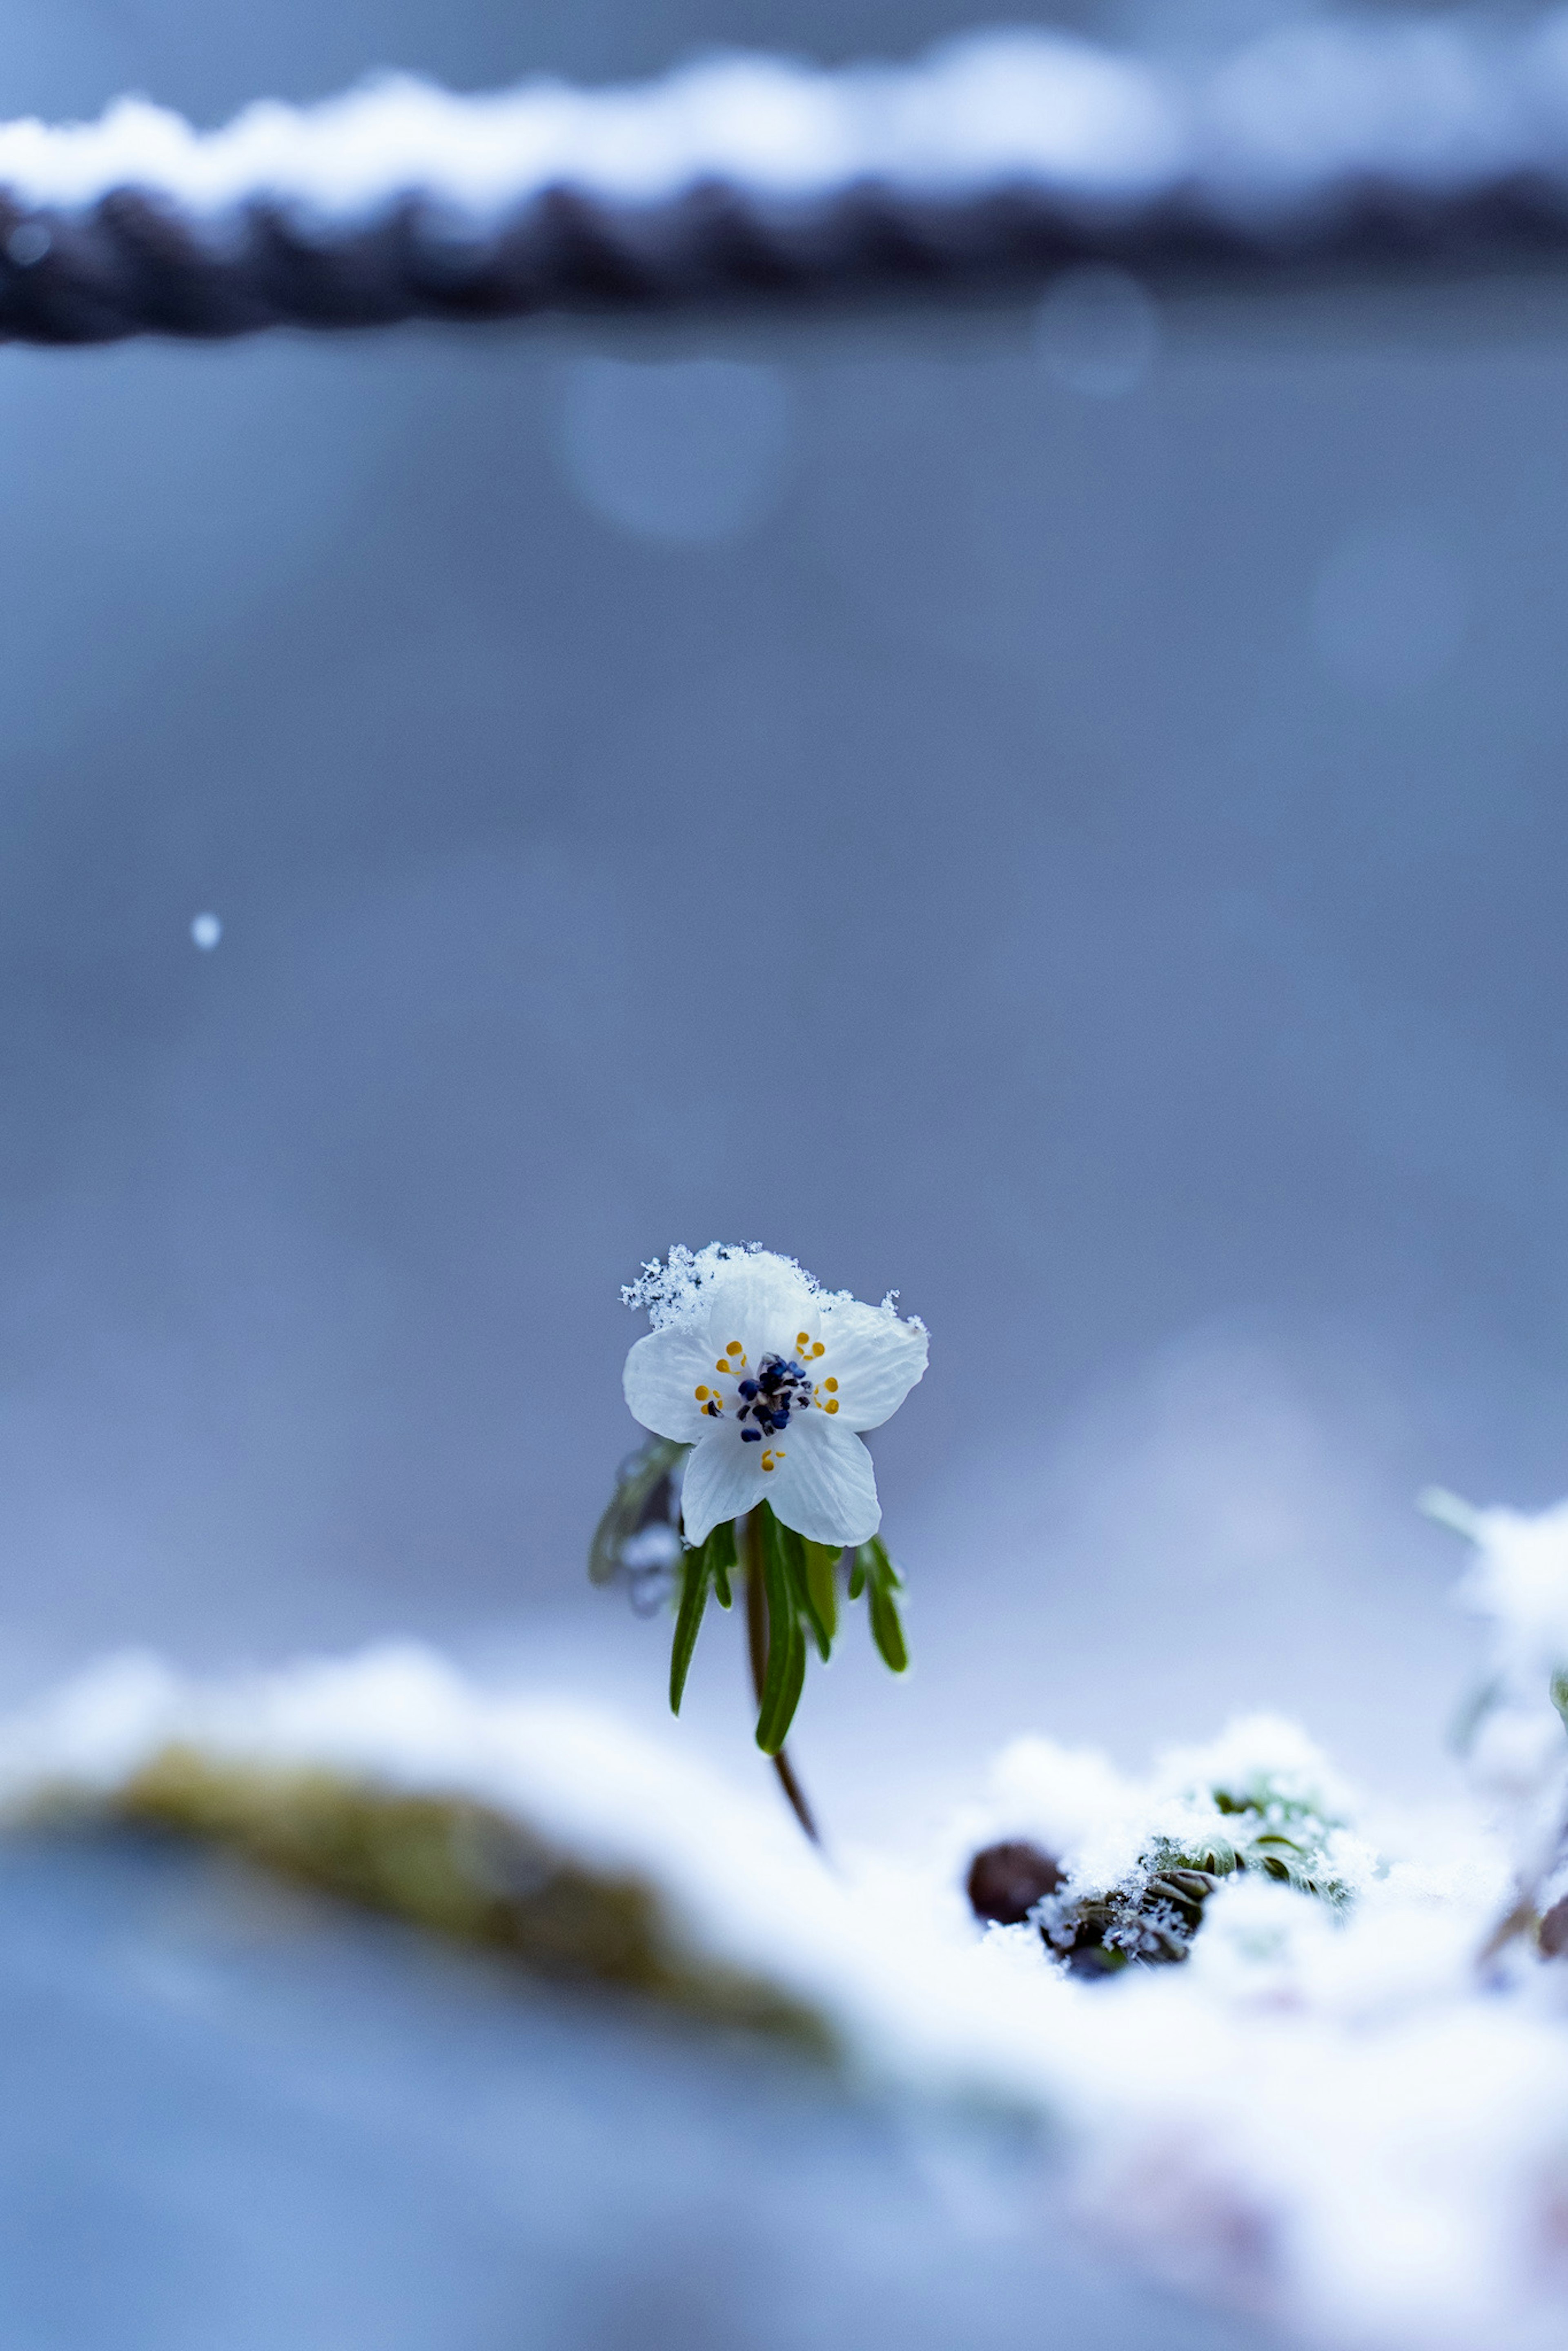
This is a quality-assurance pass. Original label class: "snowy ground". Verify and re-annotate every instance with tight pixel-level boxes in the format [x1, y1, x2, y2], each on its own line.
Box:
[5, 1499, 1568, 2351]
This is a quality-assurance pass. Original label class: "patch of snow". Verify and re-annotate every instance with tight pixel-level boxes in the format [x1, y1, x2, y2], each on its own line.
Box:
[10, 1480, 1568, 2345]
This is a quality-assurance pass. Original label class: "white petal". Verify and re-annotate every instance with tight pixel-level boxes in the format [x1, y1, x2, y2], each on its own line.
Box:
[623, 1325, 719, 1444]
[813, 1299, 929, 1432]
[693, 1250, 817, 1368]
[681, 1428, 768, 1546]
[766, 1416, 881, 1548]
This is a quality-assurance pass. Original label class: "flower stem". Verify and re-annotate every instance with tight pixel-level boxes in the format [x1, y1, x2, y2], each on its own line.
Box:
[742, 1509, 822, 1848]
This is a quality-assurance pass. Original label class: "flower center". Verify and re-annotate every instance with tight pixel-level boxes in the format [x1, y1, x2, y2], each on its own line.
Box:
[690, 1329, 841, 1469]
[737, 1353, 813, 1442]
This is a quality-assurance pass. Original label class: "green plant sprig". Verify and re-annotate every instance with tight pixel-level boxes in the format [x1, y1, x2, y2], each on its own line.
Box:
[673, 1503, 910, 1754]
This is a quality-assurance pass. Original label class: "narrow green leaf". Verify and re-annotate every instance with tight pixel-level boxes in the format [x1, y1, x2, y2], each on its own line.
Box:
[757, 1611, 806, 1755]
[802, 1542, 841, 1647]
[668, 1551, 711, 1716]
[777, 1521, 832, 1662]
[848, 1546, 869, 1602]
[755, 1511, 808, 1754]
[707, 1518, 737, 1611]
[869, 1580, 909, 1675]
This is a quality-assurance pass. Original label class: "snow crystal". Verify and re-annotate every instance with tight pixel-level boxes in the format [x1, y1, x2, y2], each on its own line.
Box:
[623, 1241, 925, 1337]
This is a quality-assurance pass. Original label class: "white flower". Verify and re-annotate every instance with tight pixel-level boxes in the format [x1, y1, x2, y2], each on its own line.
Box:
[622, 1246, 928, 1549]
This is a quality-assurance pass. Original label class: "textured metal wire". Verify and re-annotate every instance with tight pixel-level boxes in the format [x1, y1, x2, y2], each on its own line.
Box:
[4, 16, 1568, 341]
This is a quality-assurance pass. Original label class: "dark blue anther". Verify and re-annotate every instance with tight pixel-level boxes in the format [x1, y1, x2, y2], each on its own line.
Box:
[742, 1427, 761, 1442]
[739, 1379, 758, 1398]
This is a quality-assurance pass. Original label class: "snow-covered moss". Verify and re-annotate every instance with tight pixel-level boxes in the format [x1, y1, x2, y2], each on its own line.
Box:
[2, 1626, 1567, 2349]
[965, 1714, 1376, 1971]
[112, 1742, 831, 2047]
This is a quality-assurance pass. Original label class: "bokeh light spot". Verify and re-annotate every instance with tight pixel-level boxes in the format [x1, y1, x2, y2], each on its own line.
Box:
[555, 356, 792, 546]
[1033, 264, 1160, 398]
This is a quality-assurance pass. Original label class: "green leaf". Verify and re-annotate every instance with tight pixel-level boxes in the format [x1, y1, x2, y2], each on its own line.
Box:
[755, 1511, 808, 1754]
[852, 1535, 910, 1675]
[668, 1550, 711, 1716]
[706, 1518, 737, 1611]
[776, 1521, 833, 1662]
[757, 1616, 806, 1756]
[868, 1580, 909, 1675]
[802, 1542, 841, 1648]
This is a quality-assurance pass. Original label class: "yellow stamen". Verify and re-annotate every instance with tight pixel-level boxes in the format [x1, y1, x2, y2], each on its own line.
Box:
[824, 1378, 838, 1393]
[825, 1399, 839, 1414]
[726, 1341, 743, 1357]
[796, 1331, 810, 1348]
[811, 1343, 825, 1357]
[695, 1386, 709, 1401]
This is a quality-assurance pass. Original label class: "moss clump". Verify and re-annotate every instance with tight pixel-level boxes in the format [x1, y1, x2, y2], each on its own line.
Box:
[1029, 1776, 1356, 1976]
[111, 1744, 832, 2052]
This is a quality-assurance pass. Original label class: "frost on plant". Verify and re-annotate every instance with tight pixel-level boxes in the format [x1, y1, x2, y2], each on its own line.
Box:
[1425, 1487, 1568, 1956]
[588, 1437, 687, 1616]
[967, 1716, 1372, 1973]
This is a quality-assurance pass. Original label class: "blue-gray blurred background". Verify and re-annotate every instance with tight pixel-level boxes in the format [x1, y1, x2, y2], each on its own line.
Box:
[0, 0, 1560, 1834]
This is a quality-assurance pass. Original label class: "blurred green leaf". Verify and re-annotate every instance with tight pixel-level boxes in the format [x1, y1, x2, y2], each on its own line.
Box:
[1450, 1674, 1505, 1756]
[851, 1535, 911, 1674]
[588, 1437, 689, 1586]
[864, 1533, 904, 1589]
[1418, 1486, 1484, 1543]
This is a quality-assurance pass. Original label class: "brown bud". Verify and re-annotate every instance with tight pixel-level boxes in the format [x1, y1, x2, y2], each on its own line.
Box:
[1539, 1896, 1568, 1958]
[966, 1839, 1064, 1925]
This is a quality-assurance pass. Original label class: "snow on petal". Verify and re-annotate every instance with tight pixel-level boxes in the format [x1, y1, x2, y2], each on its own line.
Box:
[815, 1295, 929, 1432]
[681, 1425, 768, 1546]
[624, 1242, 811, 1332]
[623, 1324, 715, 1444]
[767, 1414, 881, 1548]
[622, 1245, 927, 1541]
[681, 1249, 819, 1366]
